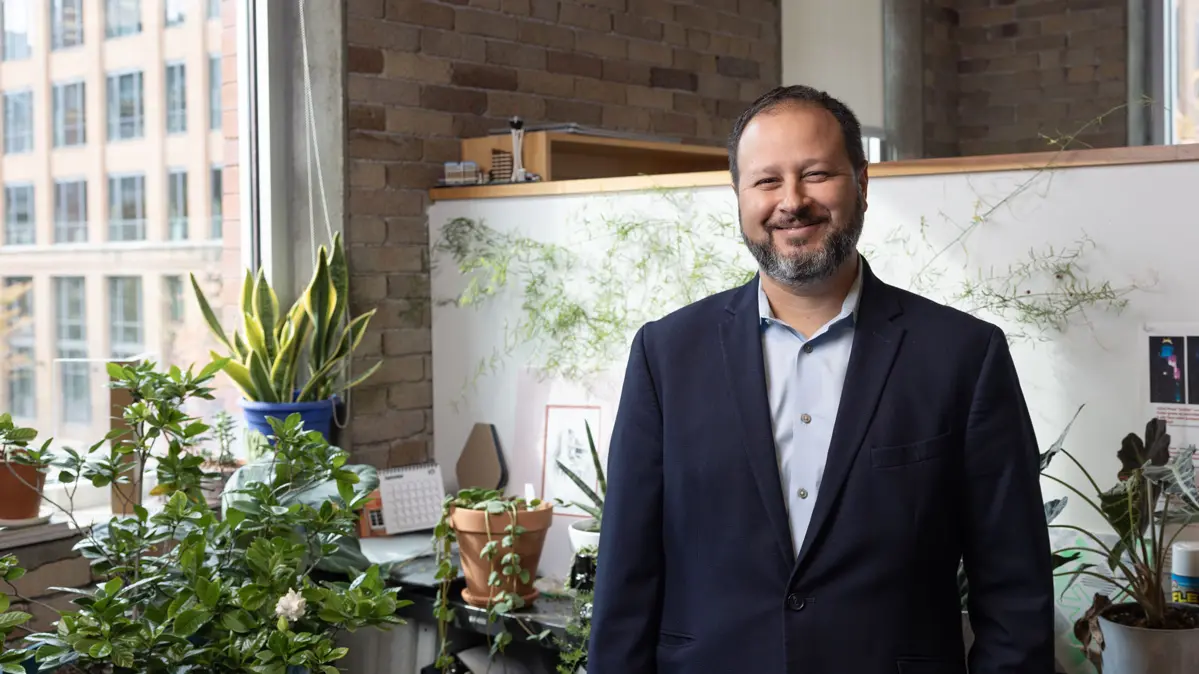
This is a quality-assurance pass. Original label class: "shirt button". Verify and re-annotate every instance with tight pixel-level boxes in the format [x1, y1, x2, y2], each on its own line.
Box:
[786, 593, 805, 611]
[798, 488, 808, 499]
[802, 344, 813, 353]
[800, 413, 811, 424]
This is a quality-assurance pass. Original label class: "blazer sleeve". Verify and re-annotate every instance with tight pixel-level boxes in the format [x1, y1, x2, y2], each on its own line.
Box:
[587, 324, 665, 674]
[962, 326, 1056, 674]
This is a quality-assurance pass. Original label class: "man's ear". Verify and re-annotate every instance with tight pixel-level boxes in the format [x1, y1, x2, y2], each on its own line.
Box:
[857, 167, 869, 208]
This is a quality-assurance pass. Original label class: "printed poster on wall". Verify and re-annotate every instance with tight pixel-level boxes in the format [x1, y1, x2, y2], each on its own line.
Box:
[1141, 323, 1199, 473]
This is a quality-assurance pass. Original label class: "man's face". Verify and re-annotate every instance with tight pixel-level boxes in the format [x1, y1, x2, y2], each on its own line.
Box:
[734, 103, 868, 287]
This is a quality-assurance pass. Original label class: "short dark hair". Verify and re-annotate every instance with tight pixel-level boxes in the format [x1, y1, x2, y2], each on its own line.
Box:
[727, 85, 867, 187]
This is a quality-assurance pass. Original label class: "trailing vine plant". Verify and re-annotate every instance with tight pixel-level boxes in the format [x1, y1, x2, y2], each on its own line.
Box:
[433, 190, 755, 396]
[432, 489, 551, 672]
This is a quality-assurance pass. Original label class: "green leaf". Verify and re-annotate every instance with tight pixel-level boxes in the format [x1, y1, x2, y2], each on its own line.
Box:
[190, 273, 233, 352]
[0, 611, 30, 631]
[172, 608, 211, 637]
[1144, 445, 1199, 509]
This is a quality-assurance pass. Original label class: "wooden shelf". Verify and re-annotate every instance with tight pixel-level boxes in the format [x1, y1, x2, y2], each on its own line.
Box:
[458, 131, 728, 182]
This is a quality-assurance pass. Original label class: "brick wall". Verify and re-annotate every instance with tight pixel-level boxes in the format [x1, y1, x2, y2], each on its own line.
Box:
[925, 0, 1128, 157]
[923, 0, 960, 157]
[343, 0, 782, 469]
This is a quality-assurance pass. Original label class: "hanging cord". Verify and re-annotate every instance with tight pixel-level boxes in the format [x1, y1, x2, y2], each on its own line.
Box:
[298, 0, 351, 430]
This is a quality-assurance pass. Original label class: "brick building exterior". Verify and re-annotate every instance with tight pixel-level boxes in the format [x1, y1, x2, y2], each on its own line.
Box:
[342, 0, 784, 468]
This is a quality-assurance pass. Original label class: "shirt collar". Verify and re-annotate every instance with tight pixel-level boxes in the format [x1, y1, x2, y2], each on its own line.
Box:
[757, 255, 864, 327]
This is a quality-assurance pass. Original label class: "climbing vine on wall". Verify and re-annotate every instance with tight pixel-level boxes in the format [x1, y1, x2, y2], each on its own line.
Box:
[435, 161, 1139, 392]
[433, 190, 756, 394]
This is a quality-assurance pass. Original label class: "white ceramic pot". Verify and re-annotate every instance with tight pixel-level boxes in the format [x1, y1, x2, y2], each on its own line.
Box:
[1097, 604, 1199, 674]
[568, 518, 601, 554]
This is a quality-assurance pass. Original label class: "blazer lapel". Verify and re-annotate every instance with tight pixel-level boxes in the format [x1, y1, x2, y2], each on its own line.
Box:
[719, 278, 795, 567]
[792, 262, 905, 574]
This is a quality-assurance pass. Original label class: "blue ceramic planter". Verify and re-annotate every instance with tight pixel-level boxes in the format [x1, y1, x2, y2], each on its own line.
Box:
[240, 394, 338, 443]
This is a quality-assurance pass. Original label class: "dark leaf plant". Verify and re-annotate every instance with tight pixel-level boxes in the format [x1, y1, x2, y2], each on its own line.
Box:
[958, 405, 1086, 609]
[554, 421, 606, 533]
[1043, 415, 1199, 647]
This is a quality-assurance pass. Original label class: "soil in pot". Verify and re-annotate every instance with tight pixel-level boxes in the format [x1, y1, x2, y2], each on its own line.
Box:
[0, 462, 44, 520]
[450, 501, 553, 609]
[1103, 603, 1199, 629]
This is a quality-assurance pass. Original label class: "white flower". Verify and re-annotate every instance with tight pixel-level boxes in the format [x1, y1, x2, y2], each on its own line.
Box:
[274, 588, 306, 622]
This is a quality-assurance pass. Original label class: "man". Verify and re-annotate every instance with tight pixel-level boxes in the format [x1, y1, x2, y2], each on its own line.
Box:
[587, 85, 1054, 674]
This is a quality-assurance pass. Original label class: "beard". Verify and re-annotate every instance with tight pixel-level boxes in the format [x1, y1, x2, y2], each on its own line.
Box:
[741, 192, 865, 287]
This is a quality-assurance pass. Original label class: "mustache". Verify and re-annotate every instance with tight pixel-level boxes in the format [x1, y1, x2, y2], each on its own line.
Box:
[766, 210, 830, 229]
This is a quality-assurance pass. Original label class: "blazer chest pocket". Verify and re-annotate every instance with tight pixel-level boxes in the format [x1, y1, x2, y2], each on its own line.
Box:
[870, 431, 952, 469]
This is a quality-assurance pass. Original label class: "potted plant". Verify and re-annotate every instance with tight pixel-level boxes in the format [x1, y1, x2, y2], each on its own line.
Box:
[190, 233, 380, 442]
[194, 410, 243, 507]
[433, 488, 554, 670]
[1047, 417, 1199, 673]
[555, 420, 605, 554]
[13, 359, 410, 673]
[0, 414, 51, 522]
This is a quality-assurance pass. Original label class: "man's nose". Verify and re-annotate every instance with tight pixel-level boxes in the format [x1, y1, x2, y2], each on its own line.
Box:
[777, 178, 811, 215]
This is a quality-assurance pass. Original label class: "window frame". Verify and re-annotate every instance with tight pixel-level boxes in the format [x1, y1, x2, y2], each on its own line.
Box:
[53, 276, 91, 426]
[106, 69, 145, 142]
[107, 276, 144, 360]
[104, 0, 141, 39]
[166, 61, 188, 134]
[3, 89, 33, 154]
[50, 0, 84, 50]
[53, 178, 88, 244]
[167, 168, 189, 241]
[1, 0, 32, 61]
[3, 182, 34, 246]
[3, 276, 35, 419]
[107, 172, 146, 242]
[52, 80, 87, 148]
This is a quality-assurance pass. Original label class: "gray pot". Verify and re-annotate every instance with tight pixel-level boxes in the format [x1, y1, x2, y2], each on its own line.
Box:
[1097, 603, 1199, 674]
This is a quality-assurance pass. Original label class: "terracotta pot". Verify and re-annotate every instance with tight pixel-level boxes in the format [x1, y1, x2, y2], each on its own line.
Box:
[0, 461, 45, 520]
[450, 501, 553, 608]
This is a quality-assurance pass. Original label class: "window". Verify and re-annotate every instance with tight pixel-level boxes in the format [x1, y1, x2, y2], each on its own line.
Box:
[4, 184, 33, 246]
[51, 0, 83, 50]
[3, 90, 32, 154]
[210, 165, 223, 238]
[164, 275, 184, 323]
[54, 277, 90, 425]
[107, 71, 144, 140]
[108, 173, 145, 242]
[105, 0, 140, 38]
[3, 277, 34, 419]
[168, 169, 188, 240]
[1, 0, 31, 61]
[1164, 0, 1199, 144]
[108, 277, 142, 359]
[54, 180, 87, 243]
[164, 0, 185, 27]
[208, 0, 220, 20]
[166, 62, 187, 134]
[53, 81, 87, 147]
[209, 55, 222, 131]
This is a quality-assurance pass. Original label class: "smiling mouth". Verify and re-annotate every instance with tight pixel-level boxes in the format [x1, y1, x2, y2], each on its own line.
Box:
[770, 219, 826, 231]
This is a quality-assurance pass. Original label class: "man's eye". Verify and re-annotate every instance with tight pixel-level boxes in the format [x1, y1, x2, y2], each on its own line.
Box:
[754, 177, 778, 186]
[805, 172, 829, 180]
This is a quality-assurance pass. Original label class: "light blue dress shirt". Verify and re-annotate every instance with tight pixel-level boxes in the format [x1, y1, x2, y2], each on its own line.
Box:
[757, 259, 863, 559]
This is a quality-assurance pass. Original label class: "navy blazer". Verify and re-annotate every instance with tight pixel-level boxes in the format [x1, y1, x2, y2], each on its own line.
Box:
[588, 259, 1054, 674]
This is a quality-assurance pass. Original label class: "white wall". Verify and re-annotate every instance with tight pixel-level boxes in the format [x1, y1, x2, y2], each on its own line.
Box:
[428, 160, 1199, 580]
[781, 0, 885, 131]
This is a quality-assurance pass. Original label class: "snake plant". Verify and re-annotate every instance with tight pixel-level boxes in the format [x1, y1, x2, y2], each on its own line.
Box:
[189, 233, 381, 403]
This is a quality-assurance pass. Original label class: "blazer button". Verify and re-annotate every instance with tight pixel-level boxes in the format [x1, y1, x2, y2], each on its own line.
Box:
[786, 593, 805, 611]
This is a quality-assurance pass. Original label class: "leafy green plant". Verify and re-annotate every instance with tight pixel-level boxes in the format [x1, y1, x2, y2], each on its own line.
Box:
[556, 546, 597, 674]
[0, 554, 33, 673]
[432, 489, 552, 672]
[5, 359, 410, 673]
[1045, 416, 1199, 652]
[432, 192, 755, 393]
[554, 421, 605, 532]
[958, 405, 1085, 609]
[191, 233, 380, 404]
